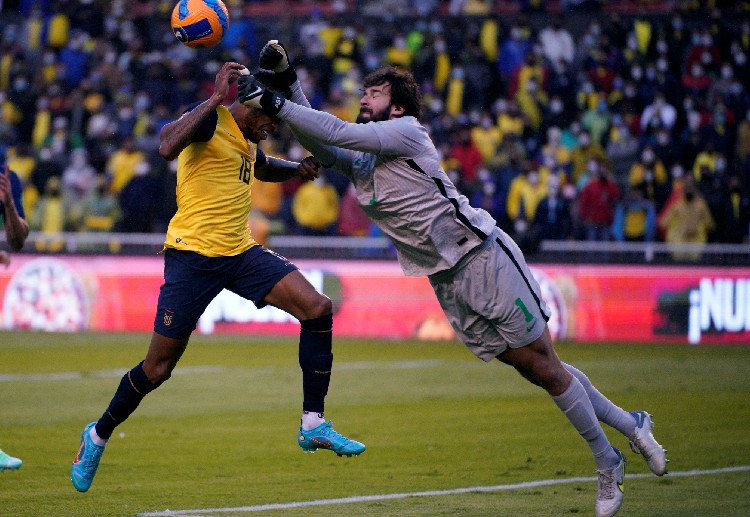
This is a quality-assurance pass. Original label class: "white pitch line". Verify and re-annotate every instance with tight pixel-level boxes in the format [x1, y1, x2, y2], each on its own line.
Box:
[137, 465, 750, 516]
[0, 360, 450, 383]
[0, 365, 226, 382]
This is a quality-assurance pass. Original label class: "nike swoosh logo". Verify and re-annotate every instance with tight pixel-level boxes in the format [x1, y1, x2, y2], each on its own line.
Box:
[526, 319, 537, 332]
[73, 442, 85, 464]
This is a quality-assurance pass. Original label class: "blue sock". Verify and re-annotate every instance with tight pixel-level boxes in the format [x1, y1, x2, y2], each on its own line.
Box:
[299, 314, 333, 414]
[95, 361, 156, 439]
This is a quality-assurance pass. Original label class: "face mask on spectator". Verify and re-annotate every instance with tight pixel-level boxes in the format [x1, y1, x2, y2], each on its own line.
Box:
[631, 67, 642, 80]
[657, 59, 668, 72]
[13, 78, 28, 91]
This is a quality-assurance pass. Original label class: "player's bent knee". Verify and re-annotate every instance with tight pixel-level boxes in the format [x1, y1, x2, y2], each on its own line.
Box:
[144, 361, 175, 387]
[308, 293, 332, 319]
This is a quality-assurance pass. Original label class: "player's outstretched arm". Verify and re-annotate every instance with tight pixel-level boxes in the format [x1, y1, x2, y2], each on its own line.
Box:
[255, 155, 321, 183]
[159, 62, 248, 161]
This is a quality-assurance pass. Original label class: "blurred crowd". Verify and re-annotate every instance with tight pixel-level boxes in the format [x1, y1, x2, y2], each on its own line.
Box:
[1, 0, 749, 256]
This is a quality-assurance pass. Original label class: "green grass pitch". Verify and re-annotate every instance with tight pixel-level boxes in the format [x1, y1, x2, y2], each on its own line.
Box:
[1, 331, 749, 516]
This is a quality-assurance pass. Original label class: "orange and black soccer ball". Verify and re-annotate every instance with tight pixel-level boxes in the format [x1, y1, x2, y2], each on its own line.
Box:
[171, 0, 229, 48]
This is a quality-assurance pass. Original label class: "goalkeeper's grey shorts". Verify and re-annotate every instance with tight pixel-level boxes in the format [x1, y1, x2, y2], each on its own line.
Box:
[428, 228, 549, 361]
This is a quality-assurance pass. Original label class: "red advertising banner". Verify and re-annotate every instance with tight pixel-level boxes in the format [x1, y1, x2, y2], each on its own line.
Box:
[0, 255, 748, 345]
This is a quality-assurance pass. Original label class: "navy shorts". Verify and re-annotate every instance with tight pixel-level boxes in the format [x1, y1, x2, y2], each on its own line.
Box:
[154, 247, 298, 339]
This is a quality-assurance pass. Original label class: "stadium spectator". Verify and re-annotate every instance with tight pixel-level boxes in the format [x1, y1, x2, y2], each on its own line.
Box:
[538, 15, 575, 66]
[570, 129, 609, 184]
[116, 158, 161, 233]
[531, 172, 573, 241]
[697, 163, 732, 243]
[76, 175, 119, 234]
[105, 137, 145, 195]
[69, 62, 365, 495]
[29, 176, 70, 252]
[1, 2, 749, 247]
[659, 176, 715, 261]
[640, 91, 677, 138]
[61, 148, 96, 204]
[628, 145, 670, 212]
[506, 165, 548, 242]
[31, 146, 62, 201]
[291, 173, 340, 236]
[612, 185, 657, 242]
[724, 175, 750, 243]
[469, 167, 505, 224]
[243, 50, 667, 517]
[449, 124, 483, 187]
[606, 115, 640, 183]
[578, 164, 620, 241]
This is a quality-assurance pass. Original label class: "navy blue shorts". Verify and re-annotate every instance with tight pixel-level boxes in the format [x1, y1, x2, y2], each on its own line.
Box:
[154, 247, 298, 339]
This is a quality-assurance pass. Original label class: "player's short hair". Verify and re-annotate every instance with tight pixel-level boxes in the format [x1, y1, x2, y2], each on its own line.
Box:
[363, 66, 423, 119]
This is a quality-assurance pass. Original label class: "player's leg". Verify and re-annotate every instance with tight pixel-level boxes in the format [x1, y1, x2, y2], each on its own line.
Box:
[498, 329, 621, 467]
[499, 329, 625, 517]
[95, 333, 189, 442]
[71, 332, 189, 493]
[229, 246, 364, 456]
[431, 230, 625, 517]
[562, 362, 667, 475]
[71, 250, 223, 492]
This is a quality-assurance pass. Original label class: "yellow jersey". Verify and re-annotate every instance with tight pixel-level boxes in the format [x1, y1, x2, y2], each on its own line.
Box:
[165, 105, 259, 257]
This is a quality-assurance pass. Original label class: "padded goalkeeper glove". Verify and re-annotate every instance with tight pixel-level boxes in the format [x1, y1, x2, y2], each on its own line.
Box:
[237, 75, 285, 117]
[255, 40, 297, 94]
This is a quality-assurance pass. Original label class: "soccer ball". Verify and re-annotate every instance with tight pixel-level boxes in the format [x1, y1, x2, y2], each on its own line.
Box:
[171, 0, 229, 48]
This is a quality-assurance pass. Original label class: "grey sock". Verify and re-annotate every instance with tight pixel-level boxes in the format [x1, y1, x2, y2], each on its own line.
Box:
[552, 376, 617, 470]
[563, 362, 636, 438]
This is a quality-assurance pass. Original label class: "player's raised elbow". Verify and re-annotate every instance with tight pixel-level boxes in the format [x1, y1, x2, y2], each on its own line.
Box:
[158, 141, 179, 162]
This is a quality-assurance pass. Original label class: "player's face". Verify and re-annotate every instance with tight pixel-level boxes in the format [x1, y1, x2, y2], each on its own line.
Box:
[357, 83, 394, 123]
[242, 108, 279, 143]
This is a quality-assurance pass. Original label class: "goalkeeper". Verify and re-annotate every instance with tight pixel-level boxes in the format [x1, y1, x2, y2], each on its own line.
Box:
[239, 42, 669, 517]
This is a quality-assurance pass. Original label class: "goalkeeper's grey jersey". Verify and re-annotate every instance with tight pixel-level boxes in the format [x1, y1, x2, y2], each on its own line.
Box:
[278, 101, 497, 276]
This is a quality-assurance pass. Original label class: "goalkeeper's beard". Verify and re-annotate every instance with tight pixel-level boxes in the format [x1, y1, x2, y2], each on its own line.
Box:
[356, 105, 391, 124]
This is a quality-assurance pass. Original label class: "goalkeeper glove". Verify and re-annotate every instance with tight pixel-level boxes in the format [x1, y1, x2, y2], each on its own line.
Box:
[255, 40, 297, 94]
[237, 75, 285, 117]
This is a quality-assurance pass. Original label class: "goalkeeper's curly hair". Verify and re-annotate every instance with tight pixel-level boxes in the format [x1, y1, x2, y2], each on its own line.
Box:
[363, 66, 423, 120]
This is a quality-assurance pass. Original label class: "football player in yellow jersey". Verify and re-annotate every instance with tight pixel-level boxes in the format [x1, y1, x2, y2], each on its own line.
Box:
[70, 62, 365, 494]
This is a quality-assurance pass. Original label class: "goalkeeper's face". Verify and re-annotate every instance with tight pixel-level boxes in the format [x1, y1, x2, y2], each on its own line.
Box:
[240, 107, 279, 143]
[357, 83, 394, 124]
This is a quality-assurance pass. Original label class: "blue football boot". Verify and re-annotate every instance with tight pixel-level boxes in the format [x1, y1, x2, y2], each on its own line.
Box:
[298, 421, 366, 457]
[71, 422, 106, 492]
